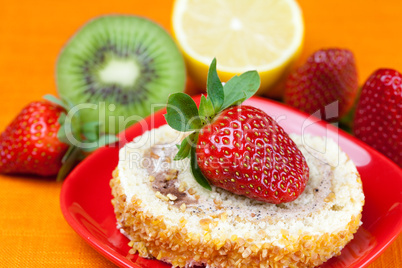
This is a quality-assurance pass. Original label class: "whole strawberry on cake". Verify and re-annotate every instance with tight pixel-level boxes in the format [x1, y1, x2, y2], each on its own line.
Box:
[110, 59, 365, 268]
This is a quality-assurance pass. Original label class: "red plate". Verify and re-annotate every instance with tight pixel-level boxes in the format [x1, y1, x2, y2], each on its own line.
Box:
[60, 95, 402, 268]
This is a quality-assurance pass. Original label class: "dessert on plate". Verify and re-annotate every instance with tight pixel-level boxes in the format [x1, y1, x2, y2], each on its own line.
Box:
[110, 60, 364, 267]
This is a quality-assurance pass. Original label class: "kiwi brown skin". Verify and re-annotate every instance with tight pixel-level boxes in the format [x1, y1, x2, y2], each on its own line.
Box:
[56, 15, 186, 134]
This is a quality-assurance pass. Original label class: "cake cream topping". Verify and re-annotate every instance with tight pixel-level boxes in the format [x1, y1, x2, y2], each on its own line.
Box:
[117, 125, 344, 225]
[139, 142, 334, 222]
[143, 145, 197, 207]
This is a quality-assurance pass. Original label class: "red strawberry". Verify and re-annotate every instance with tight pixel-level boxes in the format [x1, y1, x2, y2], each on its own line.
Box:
[0, 100, 68, 176]
[0, 96, 119, 179]
[284, 48, 359, 120]
[196, 105, 309, 203]
[353, 69, 402, 167]
[165, 58, 309, 204]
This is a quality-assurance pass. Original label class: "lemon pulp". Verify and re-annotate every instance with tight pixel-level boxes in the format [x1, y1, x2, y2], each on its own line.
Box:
[172, 0, 304, 97]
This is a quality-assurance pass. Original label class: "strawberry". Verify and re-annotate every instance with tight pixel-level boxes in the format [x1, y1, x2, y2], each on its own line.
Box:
[353, 68, 402, 167]
[165, 59, 309, 203]
[284, 48, 359, 120]
[0, 96, 119, 178]
[0, 100, 68, 176]
[196, 105, 309, 203]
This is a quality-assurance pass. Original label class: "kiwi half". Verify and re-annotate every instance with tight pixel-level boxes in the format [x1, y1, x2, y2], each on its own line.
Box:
[56, 15, 186, 134]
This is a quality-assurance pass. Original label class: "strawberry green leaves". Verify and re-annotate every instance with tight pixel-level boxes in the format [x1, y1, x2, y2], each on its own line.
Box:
[221, 71, 261, 110]
[205, 58, 261, 112]
[199, 95, 214, 123]
[207, 58, 224, 113]
[165, 58, 261, 191]
[190, 146, 212, 190]
[165, 93, 202, 132]
[43, 94, 66, 108]
[45, 94, 120, 180]
[174, 132, 196, 160]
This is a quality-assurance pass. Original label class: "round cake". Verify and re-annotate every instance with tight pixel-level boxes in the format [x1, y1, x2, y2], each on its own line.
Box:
[110, 124, 364, 268]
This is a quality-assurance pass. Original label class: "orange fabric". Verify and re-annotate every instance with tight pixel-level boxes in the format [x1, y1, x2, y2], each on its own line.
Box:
[0, 0, 401, 267]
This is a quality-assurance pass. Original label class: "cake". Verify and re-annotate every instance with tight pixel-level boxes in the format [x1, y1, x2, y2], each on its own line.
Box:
[110, 124, 364, 268]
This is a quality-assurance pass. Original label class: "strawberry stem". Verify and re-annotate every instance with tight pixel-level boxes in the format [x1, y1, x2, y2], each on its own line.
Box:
[44, 94, 120, 180]
[339, 86, 362, 134]
[56, 146, 81, 181]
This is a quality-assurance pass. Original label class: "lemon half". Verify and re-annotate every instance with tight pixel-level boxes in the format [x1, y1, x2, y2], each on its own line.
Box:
[172, 0, 304, 97]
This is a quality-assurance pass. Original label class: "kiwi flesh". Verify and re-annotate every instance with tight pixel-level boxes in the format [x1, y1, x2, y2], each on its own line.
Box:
[56, 15, 186, 134]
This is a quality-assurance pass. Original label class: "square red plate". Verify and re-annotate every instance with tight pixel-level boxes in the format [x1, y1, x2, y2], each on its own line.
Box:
[60, 95, 402, 268]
